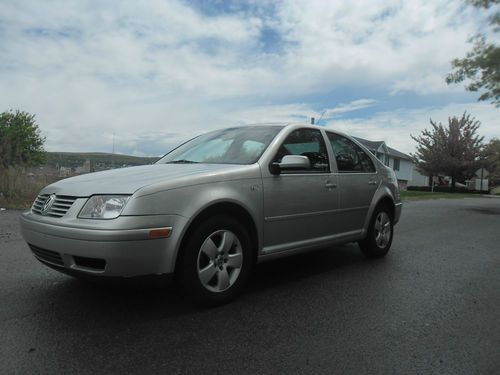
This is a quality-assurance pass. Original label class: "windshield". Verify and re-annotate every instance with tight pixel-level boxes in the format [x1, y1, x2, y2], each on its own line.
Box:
[156, 126, 283, 165]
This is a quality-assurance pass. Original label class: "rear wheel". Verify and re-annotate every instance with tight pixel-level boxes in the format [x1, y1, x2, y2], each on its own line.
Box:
[178, 215, 253, 306]
[359, 205, 394, 258]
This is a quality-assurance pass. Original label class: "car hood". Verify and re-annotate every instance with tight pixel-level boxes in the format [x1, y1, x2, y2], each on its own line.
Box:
[41, 163, 257, 197]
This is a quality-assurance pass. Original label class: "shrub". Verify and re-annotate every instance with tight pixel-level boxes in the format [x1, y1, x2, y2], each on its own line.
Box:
[0, 168, 58, 209]
[407, 185, 477, 193]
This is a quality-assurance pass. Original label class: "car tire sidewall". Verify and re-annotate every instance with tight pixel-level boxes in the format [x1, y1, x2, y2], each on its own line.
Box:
[359, 205, 394, 258]
[179, 215, 253, 306]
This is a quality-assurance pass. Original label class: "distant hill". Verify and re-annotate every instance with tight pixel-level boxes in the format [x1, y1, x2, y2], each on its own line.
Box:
[46, 152, 159, 170]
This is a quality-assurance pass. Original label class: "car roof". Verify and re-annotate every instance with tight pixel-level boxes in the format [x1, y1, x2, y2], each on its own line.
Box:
[213, 123, 357, 141]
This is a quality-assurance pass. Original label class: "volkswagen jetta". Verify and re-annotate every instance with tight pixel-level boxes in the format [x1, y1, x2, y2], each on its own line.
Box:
[21, 124, 402, 305]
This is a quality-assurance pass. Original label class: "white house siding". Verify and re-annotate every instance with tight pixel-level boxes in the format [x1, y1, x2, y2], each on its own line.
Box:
[408, 170, 429, 187]
[394, 158, 412, 181]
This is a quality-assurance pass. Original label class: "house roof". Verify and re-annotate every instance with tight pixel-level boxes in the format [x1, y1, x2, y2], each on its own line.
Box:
[353, 137, 385, 151]
[386, 146, 412, 161]
[353, 137, 412, 161]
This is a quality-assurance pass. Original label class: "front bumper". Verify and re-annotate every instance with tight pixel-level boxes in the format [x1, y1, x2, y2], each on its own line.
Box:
[20, 212, 187, 277]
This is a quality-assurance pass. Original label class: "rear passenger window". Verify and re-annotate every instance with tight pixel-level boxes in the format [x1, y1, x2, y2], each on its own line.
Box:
[327, 132, 375, 173]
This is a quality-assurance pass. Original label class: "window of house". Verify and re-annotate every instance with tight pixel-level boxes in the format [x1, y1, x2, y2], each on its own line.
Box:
[393, 158, 400, 171]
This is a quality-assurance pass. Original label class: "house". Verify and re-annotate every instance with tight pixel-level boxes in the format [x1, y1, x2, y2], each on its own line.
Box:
[58, 166, 72, 177]
[466, 168, 490, 192]
[75, 159, 93, 174]
[354, 137, 427, 190]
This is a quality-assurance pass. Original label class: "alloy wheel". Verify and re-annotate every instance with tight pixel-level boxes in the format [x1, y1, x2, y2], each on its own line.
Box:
[196, 230, 243, 293]
[374, 212, 392, 248]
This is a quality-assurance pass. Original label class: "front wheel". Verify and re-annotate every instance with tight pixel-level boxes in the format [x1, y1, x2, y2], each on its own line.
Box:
[178, 215, 253, 306]
[359, 205, 394, 258]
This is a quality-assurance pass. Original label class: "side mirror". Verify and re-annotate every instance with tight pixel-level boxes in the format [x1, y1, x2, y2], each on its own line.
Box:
[269, 155, 311, 175]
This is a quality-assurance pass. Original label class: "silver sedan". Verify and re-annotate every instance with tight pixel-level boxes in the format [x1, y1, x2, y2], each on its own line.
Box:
[20, 124, 402, 305]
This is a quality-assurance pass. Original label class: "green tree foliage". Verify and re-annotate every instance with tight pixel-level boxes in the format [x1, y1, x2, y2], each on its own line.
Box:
[481, 138, 500, 177]
[446, 0, 500, 106]
[411, 113, 484, 189]
[0, 110, 46, 169]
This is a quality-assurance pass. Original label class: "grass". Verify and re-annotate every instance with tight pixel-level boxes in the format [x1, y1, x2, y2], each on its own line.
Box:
[0, 168, 58, 210]
[401, 190, 480, 201]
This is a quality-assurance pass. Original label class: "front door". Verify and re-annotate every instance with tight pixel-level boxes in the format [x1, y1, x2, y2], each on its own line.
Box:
[262, 128, 339, 251]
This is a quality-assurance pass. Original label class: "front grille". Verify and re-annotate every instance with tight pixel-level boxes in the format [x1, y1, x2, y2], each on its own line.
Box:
[29, 244, 64, 266]
[32, 194, 77, 218]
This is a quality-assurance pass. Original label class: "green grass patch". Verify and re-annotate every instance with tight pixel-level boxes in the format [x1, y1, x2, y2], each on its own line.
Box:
[401, 190, 479, 201]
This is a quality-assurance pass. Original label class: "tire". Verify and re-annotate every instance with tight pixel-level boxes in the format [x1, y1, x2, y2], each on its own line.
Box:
[359, 204, 394, 258]
[178, 215, 253, 306]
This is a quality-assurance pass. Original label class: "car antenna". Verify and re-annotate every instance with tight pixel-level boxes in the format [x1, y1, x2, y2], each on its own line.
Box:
[315, 110, 326, 125]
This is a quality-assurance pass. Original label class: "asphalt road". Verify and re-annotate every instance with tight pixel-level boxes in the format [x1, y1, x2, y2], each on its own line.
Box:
[1, 198, 500, 375]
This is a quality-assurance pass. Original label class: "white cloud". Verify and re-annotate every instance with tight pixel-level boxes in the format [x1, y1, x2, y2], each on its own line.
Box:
[226, 103, 312, 125]
[324, 99, 376, 116]
[0, 0, 497, 155]
[325, 101, 499, 155]
[271, 0, 483, 94]
[224, 99, 378, 126]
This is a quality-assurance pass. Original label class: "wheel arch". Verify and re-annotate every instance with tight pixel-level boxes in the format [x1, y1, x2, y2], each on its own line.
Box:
[375, 196, 396, 220]
[363, 189, 396, 234]
[359, 194, 395, 258]
[173, 201, 259, 278]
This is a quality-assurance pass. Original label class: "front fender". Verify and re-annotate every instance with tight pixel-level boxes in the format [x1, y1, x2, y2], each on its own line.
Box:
[121, 177, 264, 273]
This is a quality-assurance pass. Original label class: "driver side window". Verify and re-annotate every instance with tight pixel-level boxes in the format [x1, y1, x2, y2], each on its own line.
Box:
[273, 128, 329, 173]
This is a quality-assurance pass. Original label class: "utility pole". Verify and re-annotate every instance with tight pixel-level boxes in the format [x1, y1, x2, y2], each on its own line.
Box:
[480, 167, 484, 192]
[111, 133, 115, 169]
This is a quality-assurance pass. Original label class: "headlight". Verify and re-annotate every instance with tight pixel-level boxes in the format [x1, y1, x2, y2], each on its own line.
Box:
[78, 195, 130, 219]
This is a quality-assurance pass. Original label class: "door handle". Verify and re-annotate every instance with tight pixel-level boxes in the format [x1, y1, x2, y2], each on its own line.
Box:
[368, 179, 378, 185]
[325, 182, 337, 189]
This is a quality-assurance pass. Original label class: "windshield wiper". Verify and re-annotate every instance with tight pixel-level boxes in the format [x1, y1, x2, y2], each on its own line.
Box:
[166, 159, 199, 164]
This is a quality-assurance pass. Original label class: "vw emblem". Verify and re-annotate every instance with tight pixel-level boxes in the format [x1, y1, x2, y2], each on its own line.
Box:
[41, 194, 56, 215]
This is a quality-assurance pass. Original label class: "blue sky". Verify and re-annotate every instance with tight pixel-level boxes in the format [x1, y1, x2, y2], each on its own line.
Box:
[0, 0, 498, 156]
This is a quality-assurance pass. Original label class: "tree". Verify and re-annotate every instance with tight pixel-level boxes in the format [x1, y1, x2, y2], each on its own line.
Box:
[0, 110, 46, 169]
[446, 0, 500, 106]
[481, 138, 500, 177]
[411, 113, 484, 189]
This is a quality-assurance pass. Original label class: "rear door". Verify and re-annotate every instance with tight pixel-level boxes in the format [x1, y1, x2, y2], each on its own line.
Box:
[326, 132, 379, 234]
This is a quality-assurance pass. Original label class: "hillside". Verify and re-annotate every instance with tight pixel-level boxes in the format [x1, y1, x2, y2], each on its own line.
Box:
[46, 152, 159, 170]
